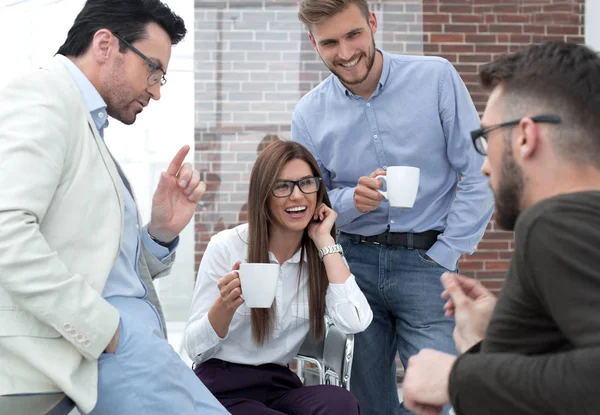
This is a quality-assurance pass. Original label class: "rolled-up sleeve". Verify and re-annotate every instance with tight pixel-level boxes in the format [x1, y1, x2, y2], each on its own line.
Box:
[326, 274, 373, 334]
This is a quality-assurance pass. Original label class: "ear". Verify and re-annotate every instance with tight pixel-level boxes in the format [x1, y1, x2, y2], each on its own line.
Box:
[308, 32, 317, 51]
[91, 29, 114, 63]
[368, 11, 378, 35]
[517, 118, 539, 160]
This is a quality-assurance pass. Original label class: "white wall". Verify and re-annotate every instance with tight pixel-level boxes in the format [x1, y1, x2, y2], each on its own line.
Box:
[586, 0, 600, 50]
[0, 0, 196, 328]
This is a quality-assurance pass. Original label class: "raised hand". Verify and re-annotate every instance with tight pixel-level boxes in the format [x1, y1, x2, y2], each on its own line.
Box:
[308, 203, 337, 250]
[441, 272, 497, 353]
[148, 145, 206, 243]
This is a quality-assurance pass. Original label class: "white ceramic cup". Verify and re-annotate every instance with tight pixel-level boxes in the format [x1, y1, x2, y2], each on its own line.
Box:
[376, 166, 420, 208]
[234, 263, 280, 308]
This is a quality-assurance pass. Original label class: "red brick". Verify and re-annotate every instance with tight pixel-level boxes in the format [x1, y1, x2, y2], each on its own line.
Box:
[424, 24, 443, 32]
[510, 34, 533, 43]
[547, 25, 580, 35]
[459, 54, 493, 63]
[475, 44, 509, 53]
[566, 36, 585, 43]
[499, 251, 514, 260]
[497, 34, 510, 43]
[425, 14, 451, 23]
[453, 64, 479, 73]
[496, 14, 531, 23]
[478, 241, 510, 250]
[444, 24, 478, 33]
[424, 44, 441, 53]
[485, 261, 510, 271]
[439, 54, 458, 63]
[465, 34, 497, 43]
[524, 25, 547, 34]
[492, 5, 519, 14]
[422, 5, 438, 14]
[520, 5, 543, 13]
[460, 261, 485, 270]
[440, 5, 473, 14]
[481, 280, 504, 291]
[484, 15, 496, 23]
[543, 4, 575, 13]
[452, 14, 484, 23]
[488, 24, 524, 34]
[442, 44, 475, 53]
[463, 251, 499, 261]
[431, 33, 465, 43]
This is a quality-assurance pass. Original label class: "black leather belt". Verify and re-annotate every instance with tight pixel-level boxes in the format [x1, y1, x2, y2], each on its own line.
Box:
[341, 230, 441, 250]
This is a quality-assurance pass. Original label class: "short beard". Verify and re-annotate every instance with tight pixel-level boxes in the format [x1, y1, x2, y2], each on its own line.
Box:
[325, 36, 377, 86]
[495, 142, 525, 231]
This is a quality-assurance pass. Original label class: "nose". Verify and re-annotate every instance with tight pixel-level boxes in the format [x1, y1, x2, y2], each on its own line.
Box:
[481, 157, 491, 178]
[148, 82, 161, 101]
[289, 184, 304, 200]
[338, 40, 354, 62]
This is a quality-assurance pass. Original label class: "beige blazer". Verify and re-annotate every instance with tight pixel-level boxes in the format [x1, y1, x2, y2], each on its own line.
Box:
[0, 56, 173, 413]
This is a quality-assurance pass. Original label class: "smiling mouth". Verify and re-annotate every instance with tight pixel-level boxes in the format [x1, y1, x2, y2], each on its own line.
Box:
[340, 56, 361, 68]
[285, 206, 307, 214]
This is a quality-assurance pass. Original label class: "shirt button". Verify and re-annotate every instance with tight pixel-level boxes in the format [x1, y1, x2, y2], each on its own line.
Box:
[373, 134, 378, 139]
[391, 220, 395, 224]
[366, 103, 371, 106]
[98, 112, 105, 118]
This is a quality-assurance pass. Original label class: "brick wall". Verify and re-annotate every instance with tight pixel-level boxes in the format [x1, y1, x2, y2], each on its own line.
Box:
[424, 0, 585, 291]
[193, 0, 585, 292]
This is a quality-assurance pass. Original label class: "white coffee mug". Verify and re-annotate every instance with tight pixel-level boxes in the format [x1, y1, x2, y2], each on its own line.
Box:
[376, 166, 420, 208]
[234, 263, 280, 308]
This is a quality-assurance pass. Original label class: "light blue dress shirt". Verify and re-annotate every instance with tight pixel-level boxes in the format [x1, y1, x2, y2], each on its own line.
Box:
[57, 54, 176, 299]
[292, 50, 494, 270]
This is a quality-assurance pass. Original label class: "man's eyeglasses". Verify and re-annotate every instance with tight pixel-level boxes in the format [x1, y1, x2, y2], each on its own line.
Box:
[112, 32, 167, 87]
[470, 115, 561, 156]
[271, 176, 322, 198]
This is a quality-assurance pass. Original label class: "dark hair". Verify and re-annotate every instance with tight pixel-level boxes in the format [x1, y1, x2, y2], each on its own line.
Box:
[247, 141, 333, 345]
[298, 0, 370, 28]
[479, 41, 600, 167]
[57, 0, 186, 57]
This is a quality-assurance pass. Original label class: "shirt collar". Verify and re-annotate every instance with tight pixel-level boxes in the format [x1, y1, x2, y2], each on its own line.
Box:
[333, 48, 390, 98]
[55, 54, 109, 135]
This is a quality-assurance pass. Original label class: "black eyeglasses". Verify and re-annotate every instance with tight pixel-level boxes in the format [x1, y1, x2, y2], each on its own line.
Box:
[470, 114, 561, 156]
[112, 32, 167, 87]
[271, 176, 322, 198]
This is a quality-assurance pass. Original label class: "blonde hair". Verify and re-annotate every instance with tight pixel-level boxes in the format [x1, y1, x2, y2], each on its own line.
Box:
[298, 0, 370, 28]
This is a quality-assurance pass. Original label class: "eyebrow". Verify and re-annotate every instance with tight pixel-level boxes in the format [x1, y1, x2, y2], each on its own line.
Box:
[149, 57, 166, 74]
[277, 175, 314, 181]
[318, 28, 362, 45]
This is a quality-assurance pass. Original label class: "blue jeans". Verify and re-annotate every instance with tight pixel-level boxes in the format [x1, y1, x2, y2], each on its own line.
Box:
[84, 296, 228, 415]
[339, 233, 457, 415]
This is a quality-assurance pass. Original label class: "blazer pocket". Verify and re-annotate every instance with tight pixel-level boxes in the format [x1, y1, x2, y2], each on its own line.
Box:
[0, 309, 61, 338]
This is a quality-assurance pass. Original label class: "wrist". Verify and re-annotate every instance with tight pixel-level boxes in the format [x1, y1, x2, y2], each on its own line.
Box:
[314, 236, 336, 251]
[147, 224, 176, 246]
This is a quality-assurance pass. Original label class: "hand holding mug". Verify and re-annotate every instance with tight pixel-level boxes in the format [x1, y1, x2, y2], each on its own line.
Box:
[354, 168, 386, 213]
[216, 261, 244, 311]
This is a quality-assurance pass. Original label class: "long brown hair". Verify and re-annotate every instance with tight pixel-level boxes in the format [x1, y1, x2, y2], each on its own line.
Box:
[247, 140, 334, 345]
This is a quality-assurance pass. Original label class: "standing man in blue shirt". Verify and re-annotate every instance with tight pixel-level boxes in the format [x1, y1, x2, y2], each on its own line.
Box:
[292, 1, 494, 414]
[0, 1, 227, 414]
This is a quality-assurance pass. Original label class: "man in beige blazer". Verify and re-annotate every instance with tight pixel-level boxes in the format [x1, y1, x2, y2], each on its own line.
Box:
[0, 1, 228, 414]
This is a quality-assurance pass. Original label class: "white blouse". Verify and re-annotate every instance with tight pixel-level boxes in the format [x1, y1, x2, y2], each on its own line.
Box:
[184, 224, 373, 366]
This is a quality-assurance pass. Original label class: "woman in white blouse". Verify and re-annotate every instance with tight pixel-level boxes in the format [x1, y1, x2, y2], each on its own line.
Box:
[184, 140, 373, 415]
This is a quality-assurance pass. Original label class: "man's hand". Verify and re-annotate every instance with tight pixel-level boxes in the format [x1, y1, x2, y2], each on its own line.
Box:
[104, 326, 120, 354]
[148, 145, 206, 243]
[441, 272, 497, 353]
[403, 349, 456, 415]
[354, 168, 386, 213]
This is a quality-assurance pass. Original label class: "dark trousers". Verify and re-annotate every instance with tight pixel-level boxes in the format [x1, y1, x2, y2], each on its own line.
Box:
[194, 359, 360, 415]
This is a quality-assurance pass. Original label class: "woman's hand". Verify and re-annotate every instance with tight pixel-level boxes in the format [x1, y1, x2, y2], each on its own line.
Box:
[308, 203, 337, 250]
[216, 261, 244, 311]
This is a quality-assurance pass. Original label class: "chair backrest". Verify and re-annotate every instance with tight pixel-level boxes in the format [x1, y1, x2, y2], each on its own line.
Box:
[322, 320, 354, 390]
